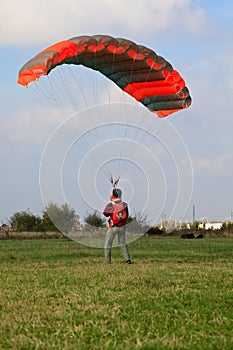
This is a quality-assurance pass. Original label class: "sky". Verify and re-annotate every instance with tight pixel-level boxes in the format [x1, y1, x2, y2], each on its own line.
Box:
[0, 0, 233, 225]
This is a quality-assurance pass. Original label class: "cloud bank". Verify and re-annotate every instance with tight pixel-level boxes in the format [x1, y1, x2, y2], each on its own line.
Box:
[0, 0, 207, 46]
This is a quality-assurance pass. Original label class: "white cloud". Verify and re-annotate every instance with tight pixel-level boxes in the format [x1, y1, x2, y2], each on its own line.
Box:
[186, 46, 233, 126]
[0, 0, 207, 46]
[0, 105, 64, 155]
[193, 152, 233, 176]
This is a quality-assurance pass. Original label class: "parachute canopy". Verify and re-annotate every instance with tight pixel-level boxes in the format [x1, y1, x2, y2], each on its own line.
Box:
[18, 35, 191, 118]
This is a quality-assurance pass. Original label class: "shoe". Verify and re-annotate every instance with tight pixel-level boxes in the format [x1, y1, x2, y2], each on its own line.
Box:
[126, 260, 132, 264]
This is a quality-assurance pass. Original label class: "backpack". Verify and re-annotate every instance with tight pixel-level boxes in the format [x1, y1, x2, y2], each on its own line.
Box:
[111, 201, 128, 227]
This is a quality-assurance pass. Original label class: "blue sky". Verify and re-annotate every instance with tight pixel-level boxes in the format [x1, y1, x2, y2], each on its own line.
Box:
[0, 0, 233, 225]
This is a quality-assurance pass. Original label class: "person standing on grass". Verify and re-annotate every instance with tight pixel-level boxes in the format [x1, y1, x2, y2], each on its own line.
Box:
[103, 188, 131, 264]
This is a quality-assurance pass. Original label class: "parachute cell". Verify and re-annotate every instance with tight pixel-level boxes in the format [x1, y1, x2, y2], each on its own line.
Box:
[18, 35, 191, 118]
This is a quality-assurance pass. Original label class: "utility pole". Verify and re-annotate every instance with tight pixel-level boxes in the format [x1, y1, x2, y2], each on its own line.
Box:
[193, 204, 196, 223]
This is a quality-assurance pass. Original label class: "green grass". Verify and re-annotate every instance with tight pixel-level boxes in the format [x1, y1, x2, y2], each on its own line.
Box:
[0, 237, 233, 350]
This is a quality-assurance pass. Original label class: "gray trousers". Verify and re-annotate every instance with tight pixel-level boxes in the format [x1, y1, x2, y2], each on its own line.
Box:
[104, 226, 130, 263]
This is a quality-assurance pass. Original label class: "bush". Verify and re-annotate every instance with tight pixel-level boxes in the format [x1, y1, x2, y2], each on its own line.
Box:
[145, 227, 165, 236]
[9, 211, 42, 232]
[84, 211, 106, 228]
[41, 203, 79, 233]
[127, 213, 150, 233]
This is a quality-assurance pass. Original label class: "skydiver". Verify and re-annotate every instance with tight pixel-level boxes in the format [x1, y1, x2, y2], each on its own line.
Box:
[103, 188, 131, 264]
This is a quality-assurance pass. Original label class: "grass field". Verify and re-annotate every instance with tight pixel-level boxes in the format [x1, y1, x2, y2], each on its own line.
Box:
[0, 236, 233, 350]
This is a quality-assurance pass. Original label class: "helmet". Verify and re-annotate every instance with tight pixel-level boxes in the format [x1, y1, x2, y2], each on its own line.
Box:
[112, 188, 122, 198]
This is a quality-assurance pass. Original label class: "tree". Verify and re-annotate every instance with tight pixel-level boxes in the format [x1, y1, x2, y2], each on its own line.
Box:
[84, 211, 106, 228]
[41, 203, 79, 233]
[41, 210, 58, 232]
[190, 221, 201, 231]
[9, 211, 42, 232]
[127, 213, 150, 233]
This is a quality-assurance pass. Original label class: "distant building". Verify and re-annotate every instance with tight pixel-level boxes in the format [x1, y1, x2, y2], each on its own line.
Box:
[198, 222, 223, 230]
[1, 224, 10, 235]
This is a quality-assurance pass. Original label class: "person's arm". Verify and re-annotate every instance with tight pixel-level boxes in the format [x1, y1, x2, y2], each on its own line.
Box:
[103, 203, 113, 217]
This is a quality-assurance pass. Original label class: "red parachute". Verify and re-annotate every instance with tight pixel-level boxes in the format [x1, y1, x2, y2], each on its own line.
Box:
[18, 35, 191, 118]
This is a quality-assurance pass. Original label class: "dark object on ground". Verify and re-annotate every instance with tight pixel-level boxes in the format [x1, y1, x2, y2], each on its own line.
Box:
[181, 233, 204, 239]
[181, 233, 195, 239]
[145, 227, 165, 236]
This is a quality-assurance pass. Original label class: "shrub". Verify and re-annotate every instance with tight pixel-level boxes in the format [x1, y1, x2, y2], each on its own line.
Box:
[84, 211, 106, 228]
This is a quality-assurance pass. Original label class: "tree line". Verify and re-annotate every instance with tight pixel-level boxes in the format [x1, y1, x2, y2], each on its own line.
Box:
[3, 203, 233, 235]
[3, 203, 147, 233]
[5, 203, 105, 232]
